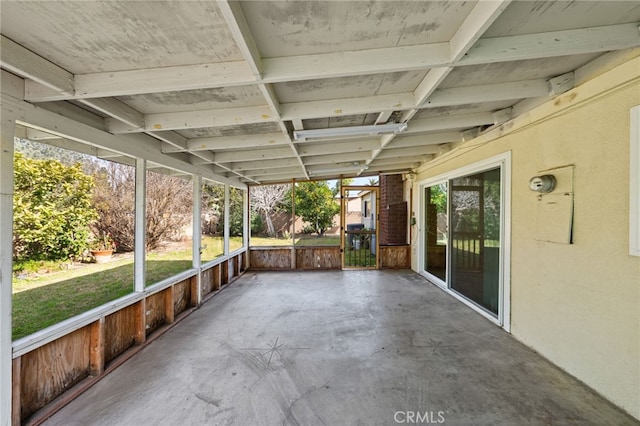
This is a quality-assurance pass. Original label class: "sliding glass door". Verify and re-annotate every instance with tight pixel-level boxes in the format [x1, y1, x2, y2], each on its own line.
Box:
[450, 168, 501, 315]
[421, 162, 506, 321]
[424, 183, 447, 282]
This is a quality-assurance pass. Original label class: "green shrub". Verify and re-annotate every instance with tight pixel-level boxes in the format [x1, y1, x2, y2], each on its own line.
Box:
[13, 153, 97, 261]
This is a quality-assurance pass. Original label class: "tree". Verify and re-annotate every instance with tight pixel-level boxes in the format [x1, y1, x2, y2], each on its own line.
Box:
[292, 181, 340, 237]
[90, 162, 136, 251]
[250, 184, 289, 236]
[13, 153, 98, 261]
[91, 163, 193, 251]
[201, 184, 244, 237]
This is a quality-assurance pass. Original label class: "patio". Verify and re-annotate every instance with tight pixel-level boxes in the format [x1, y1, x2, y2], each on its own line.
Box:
[42, 270, 636, 426]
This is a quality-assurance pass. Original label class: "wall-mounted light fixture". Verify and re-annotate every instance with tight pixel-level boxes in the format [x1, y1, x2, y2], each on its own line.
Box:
[529, 174, 557, 193]
[293, 123, 408, 141]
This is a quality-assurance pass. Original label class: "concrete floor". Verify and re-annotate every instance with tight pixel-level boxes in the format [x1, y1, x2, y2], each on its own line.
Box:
[44, 270, 637, 426]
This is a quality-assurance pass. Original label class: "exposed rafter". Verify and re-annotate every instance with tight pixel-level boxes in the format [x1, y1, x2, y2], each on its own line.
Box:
[218, 0, 309, 180]
[2, 2, 638, 186]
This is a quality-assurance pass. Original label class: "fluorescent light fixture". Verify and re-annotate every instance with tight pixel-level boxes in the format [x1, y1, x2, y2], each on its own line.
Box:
[293, 122, 407, 141]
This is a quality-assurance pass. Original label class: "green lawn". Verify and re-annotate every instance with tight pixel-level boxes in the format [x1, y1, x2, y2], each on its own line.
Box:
[12, 235, 244, 340]
[11, 234, 345, 340]
[344, 248, 377, 267]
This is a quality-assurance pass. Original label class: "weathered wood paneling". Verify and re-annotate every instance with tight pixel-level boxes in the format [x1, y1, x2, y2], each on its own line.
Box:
[233, 255, 239, 277]
[296, 247, 341, 270]
[249, 248, 292, 270]
[221, 261, 229, 285]
[228, 258, 235, 280]
[190, 276, 198, 307]
[173, 279, 191, 316]
[145, 291, 166, 336]
[12, 357, 21, 425]
[238, 252, 245, 273]
[104, 303, 139, 364]
[380, 245, 411, 269]
[212, 264, 221, 291]
[89, 319, 105, 377]
[201, 267, 214, 297]
[20, 327, 91, 421]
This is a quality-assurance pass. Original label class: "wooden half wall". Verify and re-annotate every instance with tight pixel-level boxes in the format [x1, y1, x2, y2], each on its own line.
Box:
[249, 245, 410, 270]
[11, 251, 247, 425]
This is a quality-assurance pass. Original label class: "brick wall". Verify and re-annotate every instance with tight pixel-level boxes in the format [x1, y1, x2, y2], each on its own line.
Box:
[379, 174, 407, 245]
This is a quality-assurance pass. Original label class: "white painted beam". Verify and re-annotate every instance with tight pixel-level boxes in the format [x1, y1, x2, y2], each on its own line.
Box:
[192, 176, 202, 304]
[461, 128, 481, 141]
[218, 0, 263, 77]
[449, 0, 512, 62]
[236, 166, 303, 177]
[24, 61, 254, 101]
[224, 185, 230, 255]
[0, 110, 15, 426]
[388, 132, 462, 148]
[244, 172, 307, 183]
[367, 155, 426, 167]
[1, 35, 73, 95]
[182, 133, 289, 152]
[106, 105, 277, 133]
[375, 111, 394, 124]
[230, 157, 300, 171]
[22, 43, 448, 102]
[23, 128, 60, 140]
[9, 94, 244, 188]
[150, 132, 189, 151]
[297, 139, 381, 157]
[292, 119, 304, 131]
[281, 93, 415, 121]
[548, 72, 575, 96]
[80, 98, 145, 128]
[259, 83, 283, 117]
[189, 150, 216, 164]
[213, 146, 295, 163]
[376, 145, 445, 159]
[493, 108, 513, 125]
[373, 0, 510, 176]
[405, 113, 495, 134]
[306, 164, 366, 174]
[412, 67, 453, 112]
[461, 23, 640, 66]
[302, 152, 372, 166]
[423, 80, 549, 108]
[262, 42, 449, 83]
[366, 162, 418, 173]
[20, 23, 639, 104]
[134, 158, 146, 292]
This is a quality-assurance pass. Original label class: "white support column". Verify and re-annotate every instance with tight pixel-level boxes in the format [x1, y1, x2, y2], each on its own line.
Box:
[242, 188, 248, 250]
[192, 176, 202, 304]
[0, 111, 16, 426]
[224, 184, 230, 256]
[134, 158, 146, 292]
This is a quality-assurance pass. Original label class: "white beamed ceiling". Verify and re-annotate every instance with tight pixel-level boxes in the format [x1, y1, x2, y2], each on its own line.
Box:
[1, 1, 640, 184]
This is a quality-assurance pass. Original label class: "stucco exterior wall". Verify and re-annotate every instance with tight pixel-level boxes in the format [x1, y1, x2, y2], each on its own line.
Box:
[411, 56, 640, 418]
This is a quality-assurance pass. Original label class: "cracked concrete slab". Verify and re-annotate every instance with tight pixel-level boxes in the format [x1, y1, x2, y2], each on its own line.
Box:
[42, 271, 638, 425]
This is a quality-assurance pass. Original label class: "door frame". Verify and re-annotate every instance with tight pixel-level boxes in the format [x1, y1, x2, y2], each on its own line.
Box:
[340, 185, 380, 270]
[417, 152, 511, 331]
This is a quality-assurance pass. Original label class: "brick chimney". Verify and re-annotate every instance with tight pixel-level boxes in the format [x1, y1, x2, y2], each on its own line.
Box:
[379, 174, 407, 245]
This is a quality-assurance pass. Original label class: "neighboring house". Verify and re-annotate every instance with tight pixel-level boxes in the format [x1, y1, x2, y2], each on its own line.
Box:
[358, 189, 376, 230]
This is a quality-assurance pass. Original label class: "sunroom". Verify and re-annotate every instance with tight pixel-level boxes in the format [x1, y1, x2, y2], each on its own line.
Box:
[1, 1, 639, 424]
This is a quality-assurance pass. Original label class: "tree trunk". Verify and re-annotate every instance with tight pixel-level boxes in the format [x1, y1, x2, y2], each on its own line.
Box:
[264, 211, 276, 237]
